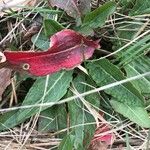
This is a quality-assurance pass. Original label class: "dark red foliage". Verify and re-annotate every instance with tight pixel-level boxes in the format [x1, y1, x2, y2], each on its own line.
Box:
[4, 29, 99, 76]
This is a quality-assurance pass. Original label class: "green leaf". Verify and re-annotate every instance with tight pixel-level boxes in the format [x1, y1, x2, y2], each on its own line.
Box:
[0, 110, 17, 129]
[87, 59, 144, 106]
[111, 100, 150, 128]
[124, 56, 150, 94]
[87, 59, 150, 127]
[0, 71, 73, 131]
[116, 23, 142, 41]
[43, 19, 64, 37]
[68, 73, 98, 149]
[58, 134, 75, 150]
[38, 105, 67, 133]
[130, 0, 150, 15]
[82, 1, 116, 29]
[68, 74, 85, 149]
[31, 33, 50, 50]
[68, 101, 85, 149]
[111, 20, 143, 51]
[118, 34, 150, 66]
[76, 25, 94, 36]
[118, 0, 135, 14]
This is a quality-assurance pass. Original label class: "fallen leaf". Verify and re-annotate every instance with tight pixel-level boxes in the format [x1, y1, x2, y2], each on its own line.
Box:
[49, 0, 91, 18]
[88, 112, 115, 150]
[0, 68, 11, 101]
[3, 29, 99, 76]
[88, 124, 115, 150]
[93, 125, 115, 145]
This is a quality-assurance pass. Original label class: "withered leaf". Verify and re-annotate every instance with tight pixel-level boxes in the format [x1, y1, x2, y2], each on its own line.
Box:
[49, 0, 91, 18]
[4, 29, 99, 76]
[0, 68, 11, 100]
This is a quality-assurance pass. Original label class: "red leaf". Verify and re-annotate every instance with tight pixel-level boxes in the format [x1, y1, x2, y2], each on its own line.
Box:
[93, 125, 115, 145]
[88, 112, 115, 150]
[89, 125, 115, 150]
[4, 29, 99, 76]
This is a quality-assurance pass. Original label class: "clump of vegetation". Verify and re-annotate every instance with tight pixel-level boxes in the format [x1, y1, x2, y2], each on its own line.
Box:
[0, 0, 150, 149]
